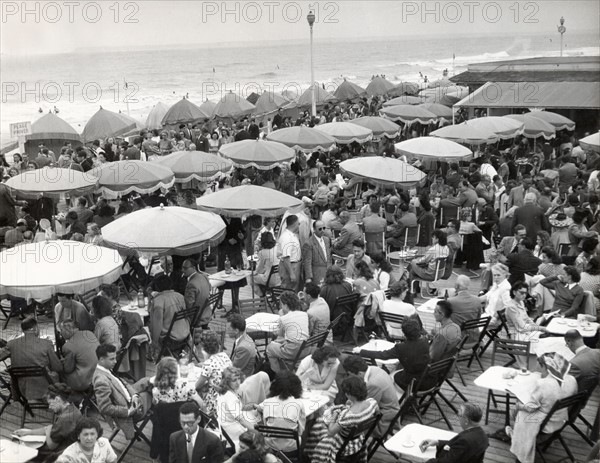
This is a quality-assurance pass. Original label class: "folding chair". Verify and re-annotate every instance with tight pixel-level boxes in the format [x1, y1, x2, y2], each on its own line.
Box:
[76, 288, 98, 313]
[479, 309, 511, 357]
[200, 409, 237, 455]
[455, 316, 492, 386]
[263, 264, 281, 300]
[410, 257, 447, 298]
[282, 330, 329, 371]
[485, 338, 530, 425]
[570, 377, 597, 446]
[331, 293, 361, 341]
[3, 366, 55, 427]
[108, 406, 153, 463]
[0, 297, 18, 329]
[443, 335, 469, 404]
[255, 424, 302, 463]
[150, 401, 186, 463]
[265, 287, 287, 314]
[326, 312, 346, 335]
[400, 356, 457, 430]
[536, 392, 591, 463]
[155, 307, 197, 363]
[207, 290, 224, 319]
[378, 312, 405, 342]
[336, 412, 382, 463]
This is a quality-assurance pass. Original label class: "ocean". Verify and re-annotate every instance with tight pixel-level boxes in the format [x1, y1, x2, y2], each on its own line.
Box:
[1, 30, 598, 142]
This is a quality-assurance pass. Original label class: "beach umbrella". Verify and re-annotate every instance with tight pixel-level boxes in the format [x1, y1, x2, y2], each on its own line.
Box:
[5, 167, 98, 199]
[117, 112, 146, 137]
[380, 105, 438, 125]
[580, 131, 600, 152]
[0, 140, 18, 155]
[333, 79, 367, 101]
[525, 111, 576, 131]
[26, 112, 81, 142]
[382, 96, 425, 106]
[420, 86, 469, 106]
[365, 76, 395, 96]
[213, 91, 255, 119]
[463, 116, 524, 139]
[196, 185, 303, 218]
[349, 116, 400, 139]
[161, 98, 210, 126]
[0, 241, 123, 299]
[266, 126, 336, 153]
[395, 137, 473, 160]
[82, 107, 136, 142]
[504, 114, 556, 139]
[253, 91, 289, 117]
[297, 84, 337, 107]
[246, 92, 260, 105]
[153, 150, 233, 182]
[339, 157, 426, 188]
[388, 82, 420, 97]
[199, 99, 217, 118]
[430, 123, 499, 145]
[417, 103, 453, 121]
[145, 102, 171, 131]
[219, 139, 295, 170]
[427, 78, 453, 88]
[92, 160, 175, 199]
[314, 122, 373, 144]
[101, 206, 226, 256]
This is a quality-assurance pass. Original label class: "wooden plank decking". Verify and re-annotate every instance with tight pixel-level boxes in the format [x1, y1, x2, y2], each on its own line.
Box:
[1, 269, 598, 463]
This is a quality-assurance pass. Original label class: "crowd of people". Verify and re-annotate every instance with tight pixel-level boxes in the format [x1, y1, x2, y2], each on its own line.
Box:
[1, 96, 600, 463]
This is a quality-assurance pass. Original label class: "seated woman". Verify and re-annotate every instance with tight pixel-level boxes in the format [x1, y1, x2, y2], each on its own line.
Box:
[253, 232, 280, 296]
[539, 266, 585, 318]
[14, 383, 82, 462]
[378, 280, 416, 338]
[507, 353, 577, 463]
[259, 371, 306, 455]
[371, 253, 395, 291]
[480, 263, 512, 322]
[533, 231, 552, 259]
[354, 318, 430, 391]
[319, 266, 353, 330]
[195, 330, 233, 417]
[56, 417, 117, 463]
[575, 237, 598, 273]
[352, 261, 380, 295]
[152, 356, 201, 405]
[304, 376, 379, 463]
[216, 367, 259, 450]
[92, 296, 121, 350]
[55, 293, 94, 334]
[296, 345, 340, 401]
[505, 282, 548, 368]
[224, 430, 280, 463]
[408, 229, 450, 295]
[537, 247, 565, 278]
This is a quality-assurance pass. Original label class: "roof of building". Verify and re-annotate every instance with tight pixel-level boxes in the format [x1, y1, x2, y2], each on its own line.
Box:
[451, 70, 600, 86]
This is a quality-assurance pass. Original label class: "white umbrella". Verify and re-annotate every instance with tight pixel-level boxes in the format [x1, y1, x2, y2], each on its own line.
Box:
[0, 241, 123, 299]
[5, 167, 98, 199]
[266, 126, 336, 152]
[349, 117, 400, 139]
[580, 131, 600, 153]
[526, 111, 575, 131]
[464, 117, 524, 139]
[153, 151, 233, 183]
[219, 139, 295, 170]
[504, 114, 556, 139]
[314, 122, 373, 144]
[380, 105, 438, 125]
[92, 161, 175, 199]
[339, 157, 426, 188]
[430, 123, 499, 145]
[101, 206, 226, 256]
[395, 137, 473, 160]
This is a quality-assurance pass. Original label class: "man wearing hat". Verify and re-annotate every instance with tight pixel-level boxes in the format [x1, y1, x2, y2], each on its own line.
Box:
[512, 192, 550, 241]
[4, 218, 27, 247]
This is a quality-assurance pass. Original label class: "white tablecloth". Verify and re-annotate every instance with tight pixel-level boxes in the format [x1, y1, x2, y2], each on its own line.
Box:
[384, 423, 456, 462]
[245, 313, 280, 334]
[474, 366, 540, 405]
[0, 439, 39, 463]
[532, 337, 575, 360]
[120, 304, 149, 318]
[359, 339, 399, 367]
[546, 318, 599, 337]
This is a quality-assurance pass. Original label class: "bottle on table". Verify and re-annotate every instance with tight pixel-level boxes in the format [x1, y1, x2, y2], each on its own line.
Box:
[224, 255, 232, 274]
[137, 289, 145, 308]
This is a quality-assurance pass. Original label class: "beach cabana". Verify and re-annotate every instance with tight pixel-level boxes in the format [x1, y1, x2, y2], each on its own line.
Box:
[297, 84, 337, 108]
[161, 98, 211, 128]
[24, 112, 82, 157]
[252, 91, 289, 117]
[214, 91, 256, 119]
[145, 102, 171, 131]
[82, 108, 136, 143]
[199, 99, 217, 118]
[333, 79, 367, 101]
[365, 76, 395, 96]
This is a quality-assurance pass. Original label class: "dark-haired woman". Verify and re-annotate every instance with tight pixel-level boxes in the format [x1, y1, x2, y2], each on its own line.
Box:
[92, 296, 121, 350]
[352, 260, 380, 295]
[253, 232, 280, 296]
[305, 376, 379, 463]
[295, 346, 340, 401]
[578, 256, 600, 313]
[409, 228, 450, 294]
[56, 417, 117, 463]
[14, 383, 82, 461]
[371, 253, 395, 291]
[319, 266, 353, 318]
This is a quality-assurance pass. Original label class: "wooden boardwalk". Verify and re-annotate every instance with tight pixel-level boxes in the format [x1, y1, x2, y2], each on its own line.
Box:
[1, 269, 598, 463]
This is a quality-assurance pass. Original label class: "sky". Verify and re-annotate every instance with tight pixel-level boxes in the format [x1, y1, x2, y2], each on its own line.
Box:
[1, 0, 599, 55]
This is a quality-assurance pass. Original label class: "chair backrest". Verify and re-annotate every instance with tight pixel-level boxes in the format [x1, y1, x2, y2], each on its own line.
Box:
[166, 306, 196, 338]
[8, 366, 54, 402]
[200, 409, 236, 453]
[461, 316, 491, 346]
[441, 251, 455, 279]
[77, 288, 98, 312]
[335, 412, 382, 460]
[326, 312, 346, 332]
[266, 265, 280, 288]
[582, 291, 597, 317]
[333, 292, 361, 313]
[432, 257, 447, 281]
[254, 424, 301, 458]
[378, 312, 405, 341]
[494, 309, 511, 338]
[491, 338, 530, 368]
[538, 391, 588, 432]
[151, 401, 186, 463]
[292, 331, 329, 366]
[414, 356, 456, 392]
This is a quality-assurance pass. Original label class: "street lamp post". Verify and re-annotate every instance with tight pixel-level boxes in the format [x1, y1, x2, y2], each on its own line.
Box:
[307, 11, 316, 119]
[557, 17, 566, 57]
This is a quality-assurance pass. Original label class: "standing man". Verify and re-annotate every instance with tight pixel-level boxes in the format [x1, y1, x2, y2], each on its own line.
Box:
[182, 258, 212, 329]
[302, 220, 331, 286]
[278, 215, 302, 290]
[511, 192, 550, 241]
[169, 402, 224, 463]
[123, 136, 142, 160]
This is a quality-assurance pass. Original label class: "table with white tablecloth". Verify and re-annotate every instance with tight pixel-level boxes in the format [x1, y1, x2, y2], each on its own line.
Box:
[384, 423, 456, 462]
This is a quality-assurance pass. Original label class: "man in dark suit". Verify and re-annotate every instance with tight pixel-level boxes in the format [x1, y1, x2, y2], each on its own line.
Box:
[332, 211, 362, 258]
[0, 317, 63, 399]
[421, 403, 489, 463]
[302, 220, 331, 285]
[511, 192, 550, 241]
[506, 237, 541, 285]
[169, 401, 224, 463]
[447, 275, 483, 343]
[497, 224, 527, 261]
[182, 258, 212, 329]
[228, 314, 257, 377]
[565, 330, 600, 388]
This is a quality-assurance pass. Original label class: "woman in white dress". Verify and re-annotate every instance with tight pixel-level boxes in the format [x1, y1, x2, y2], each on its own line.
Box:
[295, 345, 340, 401]
[57, 417, 117, 463]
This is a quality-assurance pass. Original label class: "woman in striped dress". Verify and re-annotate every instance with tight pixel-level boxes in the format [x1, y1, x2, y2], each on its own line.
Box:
[305, 376, 379, 463]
